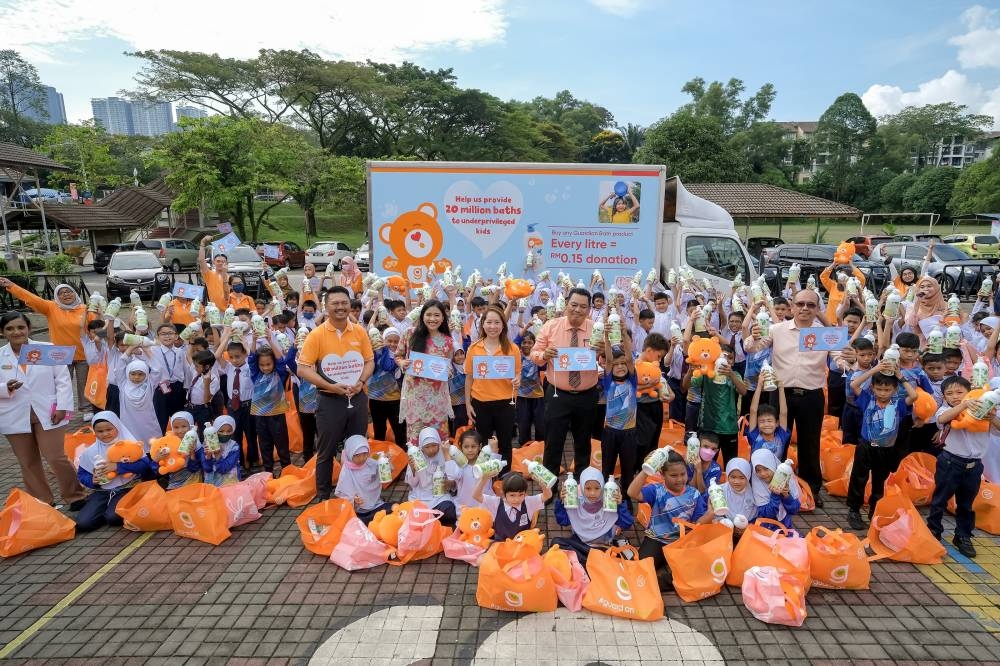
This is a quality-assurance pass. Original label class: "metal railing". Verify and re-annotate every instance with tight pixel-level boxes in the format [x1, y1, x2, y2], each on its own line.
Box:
[935, 263, 999, 300]
[1, 274, 91, 311]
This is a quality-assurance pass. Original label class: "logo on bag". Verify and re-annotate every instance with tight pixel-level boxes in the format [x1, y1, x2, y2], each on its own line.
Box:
[829, 565, 849, 584]
[137, 507, 150, 518]
[615, 576, 632, 601]
[984, 488, 994, 500]
[710, 556, 728, 584]
[504, 591, 523, 608]
[178, 511, 196, 530]
[226, 497, 245, 520]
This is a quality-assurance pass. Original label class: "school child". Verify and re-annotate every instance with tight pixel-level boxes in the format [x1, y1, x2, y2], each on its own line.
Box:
[746, 381, 790, 458]
[203, 415, 241, 486]
[515, 331, 546, 445]
[842, 338, 877, 446]
[846, 360, 917, 530]
[627, 450, 703, 588]
[926, 375, 998, 557]
[697, 457, 758, 529]
[81, 318, 113, 416]
[448, 346, 468, 437]
[334, 435, 392, 524]
[247, 332, 295, 476]
[444, 429, 497, 513]
[214, 327, 257, 470]
[751, 449, 801, 530]
[828, 307, 864, 420]
[635, 333, 670, 469]
[157, 411, 204, 489]
[943, 348, 964, 376]
[119, 359, 162, 446]
[369, 327, 407, 447]
[405, 428, 459, 526]
[472, 470, 553, 540]
[76, 412, 155, 532]
[921, 352, 947, 406]
[597, 323, 640, 494]
[186, 349, 220, 432]
[688, 431, 723, 494]
[691, 344, 746, 463]
[887, 332, 934, 461]
[552, 466, 634, 564]
[150, 323, 190, 434]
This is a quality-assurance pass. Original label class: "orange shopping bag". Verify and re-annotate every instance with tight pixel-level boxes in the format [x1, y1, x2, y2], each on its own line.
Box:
[296, 499, 357, 556]
[886, 452, 936, 506]
[0, 488, 75, 557]
[285, 389, 304, 454]
[115, 480, 172, 531]
[266, 457, 318, 507]
[64, 427, 95, 468]
[736, 417, 751, 460]
[796, 478, 815, 512]
[663, 520, 733, 602]
[948, 480, 1000, 535]
[658, 419, 686, 450]
[821, 443, 855, 483]
[583, 545, 663, 621]
[369, 439, 407, 486]
[476, 540, 558, 613]
[393, 505, 451, 565]
[727, 519, 809, 587]
[166, 483, 231, 545]
[805, 526, 882, 590]
[512, 440, 546, 475]
[867, 485, 945, 564]
[84, 359, 108, 410]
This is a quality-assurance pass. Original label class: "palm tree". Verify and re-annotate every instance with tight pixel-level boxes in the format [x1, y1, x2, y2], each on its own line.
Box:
[617, 123, 646, 160]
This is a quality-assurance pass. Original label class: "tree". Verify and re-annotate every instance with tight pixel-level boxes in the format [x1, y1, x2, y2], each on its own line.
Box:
[949, 152, 1000, 216]
[729, 121, 793, 185]
[617, 123, 646, 159]
[0, 50, 44, 121]
[636, 111, 750, 182]
[902, 167, 960, 218]
[515, 90, 614, 159]
[582, 130, 631, 163]
[881, 102, 993, 168]
[678, 77, 775, 136]
[812, 93, 877, 201]
[37, 122, 122, 192]
[284, 148, 365, 240]
[879, 172, 918, 211]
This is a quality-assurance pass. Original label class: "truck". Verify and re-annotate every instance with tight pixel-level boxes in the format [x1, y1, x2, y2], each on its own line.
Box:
[367, 161, 756, 294]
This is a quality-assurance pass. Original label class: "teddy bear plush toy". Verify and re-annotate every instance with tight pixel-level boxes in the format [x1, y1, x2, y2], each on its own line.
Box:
[635, 361, 662, 399]
[686, 337, 722, 379]
[149, 433, 187, 475]
[457, 506, 494, 546]
[105, 440, 146, 480]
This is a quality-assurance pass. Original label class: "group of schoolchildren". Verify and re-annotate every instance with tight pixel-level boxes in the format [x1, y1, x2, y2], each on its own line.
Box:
[59, 252, 997, 589]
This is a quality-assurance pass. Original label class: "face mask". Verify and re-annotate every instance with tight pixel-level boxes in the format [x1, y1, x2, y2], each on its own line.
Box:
[232, 284, 245, 293]
[699, 447, 717, 462]
[303, 311, 315, 320]
[218, 434, 232, 443]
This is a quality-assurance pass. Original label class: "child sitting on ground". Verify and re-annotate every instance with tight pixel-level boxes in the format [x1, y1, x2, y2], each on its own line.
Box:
[444, 429, 497, 514]
[472, 470, 553, 541]
[335, 435, 392, 524]
[751, 449, 801, 530]
[552, 466, 634, 564]
[405, 428, 458, 527]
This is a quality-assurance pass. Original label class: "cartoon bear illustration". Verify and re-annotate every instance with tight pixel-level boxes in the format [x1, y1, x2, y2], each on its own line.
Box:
[379, 203, 450, 284]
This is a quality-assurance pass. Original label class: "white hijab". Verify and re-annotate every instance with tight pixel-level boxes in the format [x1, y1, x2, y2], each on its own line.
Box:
[723, 458, 757, 522]
[750, 449, 799, 522]
[123, 359, 152, 406]
[54, 284, 82, 311]
[565, 466, 618, 544]
[335, 434, 382, 511]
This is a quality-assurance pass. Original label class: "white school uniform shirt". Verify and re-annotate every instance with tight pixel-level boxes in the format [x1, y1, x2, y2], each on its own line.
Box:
[151, 345, 190, 387]
[187, 361, 222, 406]
[937, 405, 990, 460]
[108, 347, 143, 387]
[389, 315, 412, 338]
[0, 341, 73, 435]
[219, 359, 253, 404]
[445, 456, 498, 514]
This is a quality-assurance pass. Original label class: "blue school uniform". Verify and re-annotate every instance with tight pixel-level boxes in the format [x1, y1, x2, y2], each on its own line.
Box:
[640, 484, 702, 542]
[747, 426, 791, 459]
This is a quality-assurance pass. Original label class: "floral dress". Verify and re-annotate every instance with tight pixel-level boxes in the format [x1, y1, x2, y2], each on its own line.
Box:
[400, 332, 454, 445]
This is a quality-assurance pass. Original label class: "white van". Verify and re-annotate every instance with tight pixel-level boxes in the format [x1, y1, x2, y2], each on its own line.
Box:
[659, 177, 757, 295]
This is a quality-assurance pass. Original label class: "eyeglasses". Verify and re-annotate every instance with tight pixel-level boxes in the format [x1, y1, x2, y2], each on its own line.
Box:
[793, 301, 819, 309]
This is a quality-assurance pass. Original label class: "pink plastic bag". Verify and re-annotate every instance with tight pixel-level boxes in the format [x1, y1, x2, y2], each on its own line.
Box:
[218, 482, 262, 527]
[546, 548, 590, 612]
[329, 517, 391, 571]
[741, 565, 808, 627]
[748, 523, 810, 573]
[871, 508, 913, 553]
[442, 528, 487, 566]
[396, 506, 447, 564]
[241, 472, 272, 510]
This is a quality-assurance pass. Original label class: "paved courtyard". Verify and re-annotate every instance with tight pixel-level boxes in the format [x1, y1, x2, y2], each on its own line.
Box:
[1, 425, 1000, 665]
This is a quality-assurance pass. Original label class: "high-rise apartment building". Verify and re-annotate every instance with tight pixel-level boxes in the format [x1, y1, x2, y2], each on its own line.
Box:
[22, 86, 66, 124]
[130, 101, 173, 136]
[91, 97, 134, 135]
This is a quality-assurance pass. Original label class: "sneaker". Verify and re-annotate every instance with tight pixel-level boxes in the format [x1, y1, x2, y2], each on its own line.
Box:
[847, 511, 866, 531]
[814, 494, 825, 509]
[953, 536, 977, 558]
[69, 499, 87, 512]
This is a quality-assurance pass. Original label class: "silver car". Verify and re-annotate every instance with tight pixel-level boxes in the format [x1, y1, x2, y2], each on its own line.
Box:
[224, 245, 267, 296]
[133, 238, 200, 272]
[871, 241, 998, 296]
[306, 241, 353, 270]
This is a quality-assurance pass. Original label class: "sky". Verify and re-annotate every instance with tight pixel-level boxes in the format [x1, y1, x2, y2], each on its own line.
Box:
[2, 0, 999, 129]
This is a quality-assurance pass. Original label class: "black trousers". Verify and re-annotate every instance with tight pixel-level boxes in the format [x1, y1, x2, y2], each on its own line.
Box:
[635, 400, 663, 470]
[255, 413, 290, 473]
[231, 403, 258, 467]
[928, 451, 983, 539]
[847, 440, 895, 514]
[667, 377, 686, 422]
[516, 396, 546, 445]
[370, 398, 407, 449]
[591, 403, 607, 442]
[602, 426, 638, 493]
[841, 402, 862, 446]
[153, 380, 186, 434]
[542, 384, 598, 479]
[189, 403, 217, 438]
[315, 391, 368, 499]
[827, 371, 846, 421]
[472, 398, 516, 472]
[638, 537, 673, 588]
[449, 403, 468, 439]
[785, 387, 825, 493]
[299, 411, 317, 461]
[105, 384, 121, 416]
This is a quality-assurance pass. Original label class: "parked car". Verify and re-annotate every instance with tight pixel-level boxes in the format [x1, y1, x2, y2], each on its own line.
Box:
[355, 241, 370, 271]
[105, 251, 172, 301]
[745, 236, 784, 264]
[306, 241, 353, 270]
[256, 241, 305, 269]
[93, 243, 132, 274]
[942, 234, 1000, 263]
[132, 238, 200, 272]
[225, 245, 268, 297]
[871, 241, 998, 297]
[892, 234, 940, 243]
[762, 243, 890, 295]
[845, 235, 894, 259]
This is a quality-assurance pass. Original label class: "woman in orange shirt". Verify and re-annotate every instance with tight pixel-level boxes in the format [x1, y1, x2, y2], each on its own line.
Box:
[227, 276, 255, 312]
[465, 305, 521, 471]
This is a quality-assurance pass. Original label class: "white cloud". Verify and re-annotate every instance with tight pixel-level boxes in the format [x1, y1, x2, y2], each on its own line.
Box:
[950, 5, 1000, 69]
[588, 0, 645, 17]
[862, 70, 987, 117]
[0, 0, 508, 64]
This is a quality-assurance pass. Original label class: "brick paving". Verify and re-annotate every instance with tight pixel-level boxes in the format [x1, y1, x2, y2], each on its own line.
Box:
[1, 411, 1000, 664]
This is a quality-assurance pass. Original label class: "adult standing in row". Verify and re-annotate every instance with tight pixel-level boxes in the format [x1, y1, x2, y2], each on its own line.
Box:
[396, 299, 454, 445]
[297, 287, 374, 501]
[531, 288, 599, 478]
[198, 236, 228, 308]
[465, 305, 521, 471]
[0, 277, 90, 415]
[0, 311, 86, 509]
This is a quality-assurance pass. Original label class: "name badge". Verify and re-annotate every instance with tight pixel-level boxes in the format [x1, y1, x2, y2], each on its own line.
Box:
[519, 514, 529, 527]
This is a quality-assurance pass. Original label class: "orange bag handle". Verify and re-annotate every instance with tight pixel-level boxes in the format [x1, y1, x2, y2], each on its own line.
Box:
[604, 544, 642, 561]
[754, 518, 791, 536]
[674, 518, 699, 538]
[809, 525, 851, 549]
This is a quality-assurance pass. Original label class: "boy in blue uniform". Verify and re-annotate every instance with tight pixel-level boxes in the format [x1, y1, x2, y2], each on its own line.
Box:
[600, 318, 638, 496]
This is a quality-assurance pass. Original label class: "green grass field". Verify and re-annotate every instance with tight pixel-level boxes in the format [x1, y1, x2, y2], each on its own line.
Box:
[256, 202, 368, 249]
[734, 220, 993, 243]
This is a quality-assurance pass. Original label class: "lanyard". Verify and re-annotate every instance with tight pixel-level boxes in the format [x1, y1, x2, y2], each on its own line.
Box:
[160, 348, 177, 382]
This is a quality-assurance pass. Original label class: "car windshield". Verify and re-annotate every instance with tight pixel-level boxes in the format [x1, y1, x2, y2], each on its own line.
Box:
[310, 243, 336, 251]
[227, 247, 261, 263]
[933, 244, 972, 261]
[358, 243, 369, 253]
[110, 254, 160, 270]
[976, 236, 998, 244]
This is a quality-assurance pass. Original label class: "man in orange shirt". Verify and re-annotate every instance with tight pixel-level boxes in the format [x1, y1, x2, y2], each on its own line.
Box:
[198, 236, 229, 309]
[530, 287, 600, 478]
[297, 286, 375, 500]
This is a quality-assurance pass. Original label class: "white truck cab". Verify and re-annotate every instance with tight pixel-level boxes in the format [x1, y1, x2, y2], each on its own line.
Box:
[659, 177, 757, 295]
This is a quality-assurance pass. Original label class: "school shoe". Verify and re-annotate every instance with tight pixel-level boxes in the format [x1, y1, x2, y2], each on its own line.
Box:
[953, 536, 977, 558]
[847, 511, 866, 531]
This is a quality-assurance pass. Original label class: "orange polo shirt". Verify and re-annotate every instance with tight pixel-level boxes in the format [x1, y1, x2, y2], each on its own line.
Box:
[298, 319, 374, 392]
[168, 298, 195, 326]
[465, 339, 522, 402]
[228, 293, 256, 312]
[5, 284, 87, 361]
